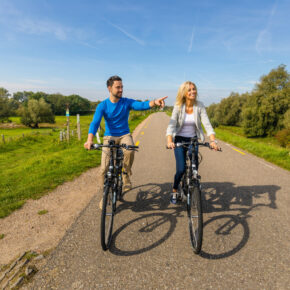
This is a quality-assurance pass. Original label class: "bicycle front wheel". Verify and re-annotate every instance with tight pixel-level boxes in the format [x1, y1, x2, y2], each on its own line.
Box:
[100, 185, 114, 251]
[187, 186, 203, 254]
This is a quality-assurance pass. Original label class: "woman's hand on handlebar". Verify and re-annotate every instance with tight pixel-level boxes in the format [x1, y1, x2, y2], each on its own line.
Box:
[209, 141, 220, 151]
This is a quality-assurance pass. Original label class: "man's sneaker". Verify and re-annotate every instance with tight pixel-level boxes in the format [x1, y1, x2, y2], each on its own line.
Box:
[170, 193, 177, 204]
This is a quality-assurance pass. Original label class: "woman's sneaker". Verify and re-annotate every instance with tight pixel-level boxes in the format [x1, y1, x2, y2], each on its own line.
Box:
[170, 193, 177, 204]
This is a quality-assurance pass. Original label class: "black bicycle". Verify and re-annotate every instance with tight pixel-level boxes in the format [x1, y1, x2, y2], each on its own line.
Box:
[169, 137, 220, 254]
[91, 140, 138, 251]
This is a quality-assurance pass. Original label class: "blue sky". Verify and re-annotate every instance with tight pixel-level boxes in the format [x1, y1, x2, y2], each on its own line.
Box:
[0, 0, 289, 105]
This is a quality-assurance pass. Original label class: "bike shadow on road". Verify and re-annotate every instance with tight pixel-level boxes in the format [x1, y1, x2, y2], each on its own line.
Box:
[109, 181, 280, 258]
[109, 182, 187, 256]
[199, 182, 280, 260]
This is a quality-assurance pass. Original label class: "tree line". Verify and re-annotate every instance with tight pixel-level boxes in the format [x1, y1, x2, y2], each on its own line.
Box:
[207, 65, 290, 147]
[0, 90, 100, 128]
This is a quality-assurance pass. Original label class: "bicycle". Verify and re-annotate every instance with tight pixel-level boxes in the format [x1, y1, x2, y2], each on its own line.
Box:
[168, 137, 220, 254]
[91, 140, 138, 251]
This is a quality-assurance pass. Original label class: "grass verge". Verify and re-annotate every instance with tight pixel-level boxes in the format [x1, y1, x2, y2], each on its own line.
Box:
[215, 127, 290, 171]
[0, 111, 152, 218]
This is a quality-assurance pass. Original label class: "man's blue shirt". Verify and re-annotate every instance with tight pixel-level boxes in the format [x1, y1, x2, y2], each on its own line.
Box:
[88, 97, 150, 137]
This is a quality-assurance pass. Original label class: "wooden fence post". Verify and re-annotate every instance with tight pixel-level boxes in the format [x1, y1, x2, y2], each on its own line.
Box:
[2, 134, 5, 144]
[60, 131, 63, 142]
[66, 107, 70, 142]
[67, 118, 70, 142]
[77, 114, 81, 140]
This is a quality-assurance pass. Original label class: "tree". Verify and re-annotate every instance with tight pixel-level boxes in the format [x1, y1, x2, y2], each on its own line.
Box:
[45, 93, 67, 115]
[282, 108, 290, 129]
[242, 66, 290, 137]
[90, 101, 101, 111]
[206, 103, 219, 128]
[19, 98, 55, 128]
[215, 92, 247, 126]
[66, 94, 91, 115]
[13, 91, 33, 103]
[0, 88, 11, 122]
[254, 64, 290, 94]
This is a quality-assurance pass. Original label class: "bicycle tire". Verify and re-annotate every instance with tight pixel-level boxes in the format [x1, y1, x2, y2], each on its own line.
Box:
[100, 185, 114, 251]
[187, 186, 203, 254]
[117, 173, 123, 201]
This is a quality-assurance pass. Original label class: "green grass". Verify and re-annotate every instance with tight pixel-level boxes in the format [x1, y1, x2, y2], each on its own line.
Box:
[0, 234, 4, 239]
[0, 111, 152, 218]
[215, 127, 290, 171]
[0, 115, 95, 139]
[217, 125, 281, 147]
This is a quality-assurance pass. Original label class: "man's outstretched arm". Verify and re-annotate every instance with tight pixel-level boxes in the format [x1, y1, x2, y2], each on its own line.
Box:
[149, 96, 168, 108]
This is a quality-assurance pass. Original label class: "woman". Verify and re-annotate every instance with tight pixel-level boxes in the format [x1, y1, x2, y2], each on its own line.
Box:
[166, 81, 219, 204]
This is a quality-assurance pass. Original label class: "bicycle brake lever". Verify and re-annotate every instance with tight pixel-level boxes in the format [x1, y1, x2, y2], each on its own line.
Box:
[91, 144, 101, 150]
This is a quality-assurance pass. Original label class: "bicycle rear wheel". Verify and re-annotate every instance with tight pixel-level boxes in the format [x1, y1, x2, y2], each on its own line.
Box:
[187, 186, 203, 254]
[100, 185, 114, 251]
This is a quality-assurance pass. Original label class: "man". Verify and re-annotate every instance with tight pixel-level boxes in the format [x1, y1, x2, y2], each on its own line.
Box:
[84, 75, 167, 192]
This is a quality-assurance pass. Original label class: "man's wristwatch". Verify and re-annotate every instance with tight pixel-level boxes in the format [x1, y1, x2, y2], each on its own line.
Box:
[210, 140, 218, 144]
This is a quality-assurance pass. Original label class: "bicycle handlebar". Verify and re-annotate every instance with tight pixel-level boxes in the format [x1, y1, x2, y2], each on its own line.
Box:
[166, 141, 222, 151]
[90, 143, 139, 150]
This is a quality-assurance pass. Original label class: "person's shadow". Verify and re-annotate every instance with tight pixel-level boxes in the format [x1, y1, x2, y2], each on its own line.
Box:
[108, 181, 280, 259]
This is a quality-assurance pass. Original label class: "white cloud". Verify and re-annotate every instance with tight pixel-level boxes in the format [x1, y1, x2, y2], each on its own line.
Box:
[188, 26, 195, 53]
[107, 21, 145, 46]
[0, 2, 93, 43]
[255, 1, 277, 54]
[17, 18, 67, 40]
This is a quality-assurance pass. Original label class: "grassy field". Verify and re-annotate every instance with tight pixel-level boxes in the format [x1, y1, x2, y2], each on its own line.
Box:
[0, 111, 152, 218]
[0, 115, 95, 139]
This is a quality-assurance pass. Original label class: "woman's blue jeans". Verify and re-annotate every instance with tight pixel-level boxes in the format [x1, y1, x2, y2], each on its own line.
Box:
[173, 136, 198, 190]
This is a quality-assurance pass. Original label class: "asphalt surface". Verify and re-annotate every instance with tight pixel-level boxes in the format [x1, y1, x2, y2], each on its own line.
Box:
[26, 112, 290, 289]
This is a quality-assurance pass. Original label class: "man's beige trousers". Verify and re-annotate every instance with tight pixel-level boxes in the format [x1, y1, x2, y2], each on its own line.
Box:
[100, 134, 134, 186]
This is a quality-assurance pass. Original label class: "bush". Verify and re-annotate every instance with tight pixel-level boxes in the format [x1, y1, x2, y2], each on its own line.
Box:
[283, 109, 290, 129]
[19, 98, 55, 128]
[275, 128, 290, 148]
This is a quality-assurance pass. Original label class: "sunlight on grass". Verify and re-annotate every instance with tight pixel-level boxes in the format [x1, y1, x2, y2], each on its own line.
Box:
[215, 127, 290, 171]
[0, 111, 153, 218]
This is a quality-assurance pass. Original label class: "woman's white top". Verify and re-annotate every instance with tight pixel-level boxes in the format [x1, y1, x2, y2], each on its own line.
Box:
[166, 101, 215, 142]
[177, 113, 196, 137]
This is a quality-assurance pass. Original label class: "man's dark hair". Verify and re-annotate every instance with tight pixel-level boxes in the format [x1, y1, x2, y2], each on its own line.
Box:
[107, 75, 122, 87]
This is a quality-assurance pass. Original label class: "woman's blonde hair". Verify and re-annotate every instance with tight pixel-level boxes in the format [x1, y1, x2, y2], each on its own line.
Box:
[175, 81, 198, 107]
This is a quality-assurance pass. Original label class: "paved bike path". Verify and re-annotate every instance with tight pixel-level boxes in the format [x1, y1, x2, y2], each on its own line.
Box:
[26, 112, 290, 289]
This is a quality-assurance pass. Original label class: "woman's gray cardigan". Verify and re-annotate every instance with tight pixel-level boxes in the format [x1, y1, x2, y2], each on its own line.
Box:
[166, 101, 215, 142]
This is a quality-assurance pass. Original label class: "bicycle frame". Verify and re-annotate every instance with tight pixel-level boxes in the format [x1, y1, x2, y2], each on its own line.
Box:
[105, 141, 124, 206]
[175, 137, 211, 254]
[178, 138, 204, 197]
[90, 141, 138, 251]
